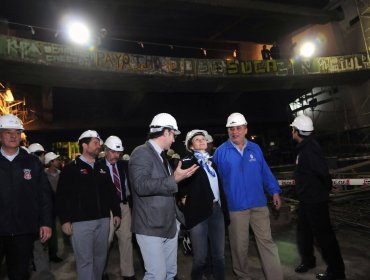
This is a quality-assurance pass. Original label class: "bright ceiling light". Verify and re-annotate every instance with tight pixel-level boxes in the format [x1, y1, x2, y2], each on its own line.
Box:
[4, 88, 14, 102]
[67, 21, 90, 45]
[300, 42, 316, 58]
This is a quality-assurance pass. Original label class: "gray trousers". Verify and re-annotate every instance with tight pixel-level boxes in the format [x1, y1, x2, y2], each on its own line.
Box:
[72, 218, 110, 280]
[31, 240, 55, 280]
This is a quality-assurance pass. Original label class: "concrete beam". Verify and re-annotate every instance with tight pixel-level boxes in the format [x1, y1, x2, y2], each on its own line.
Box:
[105, 0, 343, 21]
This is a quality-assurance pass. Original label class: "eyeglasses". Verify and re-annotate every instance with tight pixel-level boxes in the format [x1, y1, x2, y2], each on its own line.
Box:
[169, 130, 177, 139]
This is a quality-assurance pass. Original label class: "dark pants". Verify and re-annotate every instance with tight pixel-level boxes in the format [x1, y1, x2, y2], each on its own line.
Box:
[297, 201, 345, 278]
[0, 235, 35, 280]
[48, 215, 59, 258]
[189, 203, 225, 280]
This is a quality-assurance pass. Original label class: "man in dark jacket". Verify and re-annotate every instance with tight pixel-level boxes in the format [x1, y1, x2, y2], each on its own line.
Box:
[56, 130, 121, 280]
[0, 114, 52, 280]
[291, 115, 345, 280]
[101, 135, 136, 280]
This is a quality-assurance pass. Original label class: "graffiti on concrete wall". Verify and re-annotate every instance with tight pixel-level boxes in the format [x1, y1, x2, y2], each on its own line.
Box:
[0, 35, 368, 77]
[292, 54, 369, 74]
[1, 35, 95, 67]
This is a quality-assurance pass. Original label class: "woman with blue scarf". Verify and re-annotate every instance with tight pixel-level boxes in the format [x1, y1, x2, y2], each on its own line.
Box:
[178, 129, 229, 280]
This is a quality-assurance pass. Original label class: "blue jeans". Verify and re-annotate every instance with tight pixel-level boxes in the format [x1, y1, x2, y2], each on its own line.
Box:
[136, 221, 180, 280]
[189, 203, 225, 280]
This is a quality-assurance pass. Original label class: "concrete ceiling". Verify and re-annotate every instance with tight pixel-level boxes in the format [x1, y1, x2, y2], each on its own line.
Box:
[0, 0, 351, 137]
[1, 0, 342, 55]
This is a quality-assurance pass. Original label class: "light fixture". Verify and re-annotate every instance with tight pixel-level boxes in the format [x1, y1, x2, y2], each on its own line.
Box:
[66, 21, 90, 45]
[300, 42, 316, 58]
[233, 49, 237, 58]
[201, 48, 207, 56]
[4, 88, 14, 102]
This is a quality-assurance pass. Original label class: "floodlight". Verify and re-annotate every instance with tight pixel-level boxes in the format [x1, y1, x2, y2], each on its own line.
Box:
[66, 21, 90, 45]
[300, 42, 316, 58]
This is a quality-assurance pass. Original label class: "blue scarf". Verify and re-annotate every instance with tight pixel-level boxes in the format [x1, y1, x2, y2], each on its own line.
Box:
[193, 150, 216, 177]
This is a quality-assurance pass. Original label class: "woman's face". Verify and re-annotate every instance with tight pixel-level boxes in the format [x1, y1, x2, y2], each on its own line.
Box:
[191, 135, 207, 151]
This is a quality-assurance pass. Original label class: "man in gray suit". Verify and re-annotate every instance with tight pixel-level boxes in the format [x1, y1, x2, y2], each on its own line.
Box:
[129, 113, 198, 280]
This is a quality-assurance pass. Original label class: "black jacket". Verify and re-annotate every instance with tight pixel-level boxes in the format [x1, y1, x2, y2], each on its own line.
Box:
[0, 148, 52, 236]
[99, 158, 133, 207]
[294, 136, 332, 203]
[56, 157, 121, 225]
[178, 153, 229, 229]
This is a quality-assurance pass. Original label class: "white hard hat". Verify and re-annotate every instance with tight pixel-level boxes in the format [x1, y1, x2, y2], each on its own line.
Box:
[149, 113, 181, 135]
[172, 153, 180, 159]
[184, 129, 208, 152]
[78, 130, 103, 144]
[0, 114, 24, 130]
[104, 135, 124, 152]
[290, 115, 314, 135]
[226, 113, 248, 127]
[167, 149, 175, 157]
[45, 152, 60, 165]
[122, 154, 130, 161]
[20, 146, 30, 154]
[28, 143, 45, 153]
[98, 151, 105, 159]
[205, 134, 213, 143]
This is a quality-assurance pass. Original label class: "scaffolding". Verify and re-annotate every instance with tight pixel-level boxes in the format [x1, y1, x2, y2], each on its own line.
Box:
[0, 83, 35, 126]
[356, 0, 370, 58]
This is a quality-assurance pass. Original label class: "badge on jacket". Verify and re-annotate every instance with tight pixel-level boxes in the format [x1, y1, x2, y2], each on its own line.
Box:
[23, 169, 32, 180]
[249, 153, 256, 162]
[80, 168, 88, 175]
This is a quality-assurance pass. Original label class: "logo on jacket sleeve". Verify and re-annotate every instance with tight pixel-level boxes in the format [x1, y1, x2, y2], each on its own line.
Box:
[23, 169, 32, 180]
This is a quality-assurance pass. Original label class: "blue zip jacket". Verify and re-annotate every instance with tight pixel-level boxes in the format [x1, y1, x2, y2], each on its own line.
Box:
[213, 139, 281, 211]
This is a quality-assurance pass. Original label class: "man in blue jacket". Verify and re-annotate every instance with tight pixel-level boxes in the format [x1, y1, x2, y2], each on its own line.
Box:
[213, 112, 283, 280]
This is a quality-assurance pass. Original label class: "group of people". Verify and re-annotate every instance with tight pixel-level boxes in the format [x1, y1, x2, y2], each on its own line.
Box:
[261, 42, 280, 60]
[0, 111, 345, 280]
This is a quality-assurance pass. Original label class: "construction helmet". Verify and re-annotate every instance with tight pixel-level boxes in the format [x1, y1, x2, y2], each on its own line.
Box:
[205, 134, 213, 143]
[290, 115, 314, 136]
[104, 135, 124, 152]
[226, 113, 248, 127]
[184, 129, 208, 152]
[98, 151, 105, 159]
[122, 154, 130, 161]
[149, 113, 181, 135]
[78, 130, 103, 144]
[0, 114, 24, 130]
[172, 153, 180, 159]
[167, 149, 175, 157]
[45, 152, 60, 165]
[20, 146, 30, 154]
[28, 143, 45, 153]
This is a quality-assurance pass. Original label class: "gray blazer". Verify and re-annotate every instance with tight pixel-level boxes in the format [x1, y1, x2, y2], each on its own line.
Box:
[128, 141, 184, 238]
